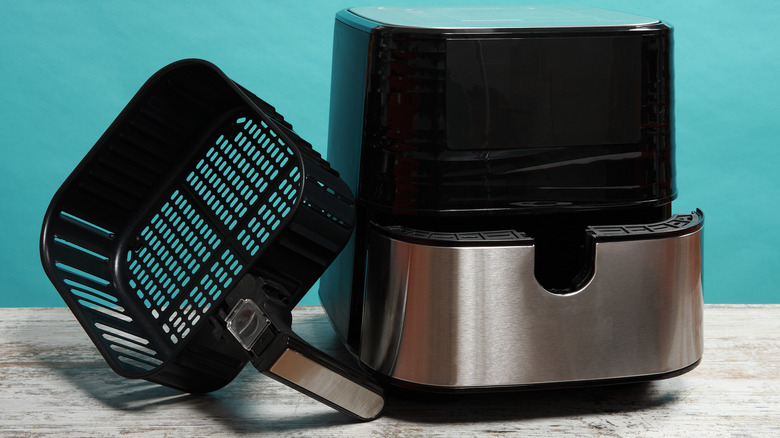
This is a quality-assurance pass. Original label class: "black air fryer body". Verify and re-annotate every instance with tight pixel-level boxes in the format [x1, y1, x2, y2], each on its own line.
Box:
[320, 6, 703, 391]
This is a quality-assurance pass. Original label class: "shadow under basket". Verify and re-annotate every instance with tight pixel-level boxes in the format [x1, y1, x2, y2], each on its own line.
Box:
[40, 59, 384, 421]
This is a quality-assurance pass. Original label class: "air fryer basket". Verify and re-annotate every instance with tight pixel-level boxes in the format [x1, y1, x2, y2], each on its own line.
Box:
[40, 59, 383, 420]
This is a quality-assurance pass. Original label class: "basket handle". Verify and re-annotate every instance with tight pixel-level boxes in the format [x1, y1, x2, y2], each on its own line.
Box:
[224, 297, 385, 421]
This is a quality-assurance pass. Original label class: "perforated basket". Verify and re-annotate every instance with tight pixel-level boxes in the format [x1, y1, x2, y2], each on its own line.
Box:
[39, 60, 382, 419]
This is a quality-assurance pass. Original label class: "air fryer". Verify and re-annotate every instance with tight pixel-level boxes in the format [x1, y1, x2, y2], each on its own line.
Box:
[320, 6, 704, 391]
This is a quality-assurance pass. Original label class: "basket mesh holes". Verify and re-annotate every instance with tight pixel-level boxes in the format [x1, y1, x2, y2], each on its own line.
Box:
[111, 343, 162, 365]
[124, 115, 301, 346]
[102, 333, 158, 356]
[186, 116, 295, 232]
[79, 300, 132, 323]
[54, 238, 109, 261]
[117, 355, 160, 371]
[95, 322, 150, 345]
[55, 262, 109, 287]
[71, 289, 122, 313]
[237, 169, 298, 255]
[59, 211, 114, 238]
[55, 261, 133, 322]
[128, 190, 221, 338]
[301, 175, 352, 228]
[94, 322, 161, 372]
[302, 200, 348, 229]
[63, 279, 115, 303]
[306, 175, 350, 203]
[194, 249, 242, 304]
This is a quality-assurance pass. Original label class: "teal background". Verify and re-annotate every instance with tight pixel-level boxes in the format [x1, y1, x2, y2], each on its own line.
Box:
[1, 1, 778, 306]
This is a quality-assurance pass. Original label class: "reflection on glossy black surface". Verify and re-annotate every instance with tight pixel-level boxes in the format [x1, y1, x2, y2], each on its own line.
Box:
[357, 26, 674, 216]
[447, 37, 642, 149]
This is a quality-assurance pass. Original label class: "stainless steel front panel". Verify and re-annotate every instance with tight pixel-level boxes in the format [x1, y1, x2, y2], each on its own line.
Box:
[361, 225, 703, 388]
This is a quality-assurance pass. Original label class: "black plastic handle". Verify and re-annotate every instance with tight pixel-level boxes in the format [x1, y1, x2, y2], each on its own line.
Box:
[224, 297, 384, 421]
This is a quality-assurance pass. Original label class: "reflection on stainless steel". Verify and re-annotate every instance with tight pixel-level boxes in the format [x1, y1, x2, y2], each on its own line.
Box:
[269, 349, 385, 420]
[361, 225, 703, 388]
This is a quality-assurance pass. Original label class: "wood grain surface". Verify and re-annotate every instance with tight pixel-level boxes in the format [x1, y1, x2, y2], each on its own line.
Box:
[1, 305, 778, 437]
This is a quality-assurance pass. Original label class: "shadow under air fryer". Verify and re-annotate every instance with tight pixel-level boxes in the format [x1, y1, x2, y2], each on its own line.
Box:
[319, 6, 704, 391]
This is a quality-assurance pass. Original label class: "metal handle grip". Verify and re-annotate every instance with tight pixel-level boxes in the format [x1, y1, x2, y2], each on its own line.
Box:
[265, 335, 385, 421]
[225, 298, 384, 421]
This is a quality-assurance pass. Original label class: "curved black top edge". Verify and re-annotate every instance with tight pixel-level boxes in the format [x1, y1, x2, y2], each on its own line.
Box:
[369, 22, 670, 37]
[372, 222, 534, 247]
[340, 7, 671, 36]
[371, 209, 703, 248]
[588, 209, 704, 242]
[360, 198, 677, 218]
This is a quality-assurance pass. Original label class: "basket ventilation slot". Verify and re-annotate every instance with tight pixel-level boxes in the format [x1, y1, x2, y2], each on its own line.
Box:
[186, 117, 294, 231]
[238, 167, 300, 256]
[127, 189, 222, 343]
[304, 174, 350, 228]
[52, 214, 161, 370]
[53, 213, 126, 324]
[124, 115, 301, 346]
[95, 322, 161, 371]
[60, 211, 114, 239]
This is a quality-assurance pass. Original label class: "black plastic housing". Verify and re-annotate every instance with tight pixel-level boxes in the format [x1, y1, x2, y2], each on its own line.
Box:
[360, 23, 675, 218]
[40, 59, 355, 392]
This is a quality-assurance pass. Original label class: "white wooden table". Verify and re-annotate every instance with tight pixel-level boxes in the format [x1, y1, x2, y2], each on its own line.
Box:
[2, 305, 778, 437]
